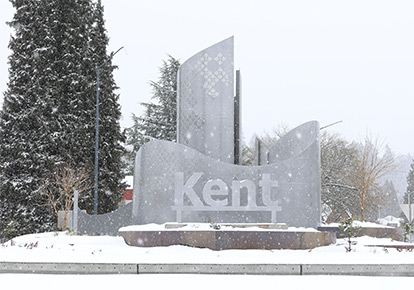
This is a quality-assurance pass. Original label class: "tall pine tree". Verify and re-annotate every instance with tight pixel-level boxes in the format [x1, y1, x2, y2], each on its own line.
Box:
[124, 56, 180, 174]
[0, 0, 57, 238]
[0, 0, 125, 239]
[85, 0, 126, 214]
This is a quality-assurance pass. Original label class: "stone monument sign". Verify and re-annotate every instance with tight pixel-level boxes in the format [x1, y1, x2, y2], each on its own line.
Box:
[132, 37, 321, 228]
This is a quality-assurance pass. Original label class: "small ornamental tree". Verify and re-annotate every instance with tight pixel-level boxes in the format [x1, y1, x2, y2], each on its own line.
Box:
[403, 222, 414, 242]
[38, 164, 92, 229]
[339, 217, 362, 252]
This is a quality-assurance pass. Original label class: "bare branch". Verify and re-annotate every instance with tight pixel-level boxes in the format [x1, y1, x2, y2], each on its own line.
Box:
[352, 134, 398, 220]
[37, 163, 92, 229]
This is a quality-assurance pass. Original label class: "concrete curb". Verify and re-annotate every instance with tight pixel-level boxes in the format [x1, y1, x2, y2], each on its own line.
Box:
[1, 262, 414, 276]
[138, 264, 300, 275]
[0, 262, 137, 274]
[302, 264, 414, 276]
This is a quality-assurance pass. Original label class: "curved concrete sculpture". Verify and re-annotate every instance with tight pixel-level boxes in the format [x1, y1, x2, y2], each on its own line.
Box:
[177, 36, 235, 163]
[256, 121, 320, 165]
[132, 121, 321, 228]
[73, 38, 323, 237]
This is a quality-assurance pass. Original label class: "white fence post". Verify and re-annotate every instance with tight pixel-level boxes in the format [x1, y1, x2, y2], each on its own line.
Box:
[73, 189, 79, 233]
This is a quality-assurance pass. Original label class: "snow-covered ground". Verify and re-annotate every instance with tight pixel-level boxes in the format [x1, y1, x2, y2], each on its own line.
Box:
[1, 228, 413, 264]
[2, 229, 414, 289]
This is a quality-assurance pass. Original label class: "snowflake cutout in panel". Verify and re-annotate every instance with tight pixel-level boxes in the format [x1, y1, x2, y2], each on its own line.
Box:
[214, 53, 226, 65]
[186, 93, 197, 108]
[185, 111, 204, 130]
[158, 150, 179, 173]
[207, 87, 219, 98]
[202, 67, 211, 78]
[194, 60, 205, 74]
[215, 67, 230, 86]
[201, 53, 212, 65]
[203, 82, 220, 99]
[206, 73, 219, 87]
[181, 83, 197, 108]
[202, 68, 220, 93]
[214, 67, 226, 80]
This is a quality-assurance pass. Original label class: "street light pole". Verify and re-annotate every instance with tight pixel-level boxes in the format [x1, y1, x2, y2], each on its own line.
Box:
[320, 120, 343, 130]
[409, 191, 412, 225]
[94, 46, 124, 215]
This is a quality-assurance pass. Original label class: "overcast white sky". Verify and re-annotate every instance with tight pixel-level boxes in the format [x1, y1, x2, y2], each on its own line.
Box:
[1, 0, 414, 155]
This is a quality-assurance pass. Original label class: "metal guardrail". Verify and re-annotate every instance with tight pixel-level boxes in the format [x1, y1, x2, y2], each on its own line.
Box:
[1, 262, 414, 276]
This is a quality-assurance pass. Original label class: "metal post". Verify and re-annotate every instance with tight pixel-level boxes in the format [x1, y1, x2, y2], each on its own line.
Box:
[377, 205, 381, 221]
[409, 192, 412, 242]
[234, 70, 241, 165]
[93, 46, 123, 215]
[94, 68, 100, 215]
[255, 137, 261, 166]
[409, 192, 412, 224]
[73, 189, 79, 233]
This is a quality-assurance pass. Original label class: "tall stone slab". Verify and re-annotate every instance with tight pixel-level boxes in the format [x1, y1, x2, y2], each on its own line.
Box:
[177, 37, 235, 163]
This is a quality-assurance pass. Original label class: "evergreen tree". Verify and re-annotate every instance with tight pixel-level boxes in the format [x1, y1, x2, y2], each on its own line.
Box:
[0, 0, 57, 238]
[404, 160, 414, 204]
[148, 55, 180, 142]
[80, 0, 126, 214]
[241, 144, 255, 166]
[0, 0, 125, 238]
[123, 113, 146, 175]
[379, 180, 402, 218]
[124, 56, 180, 174]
